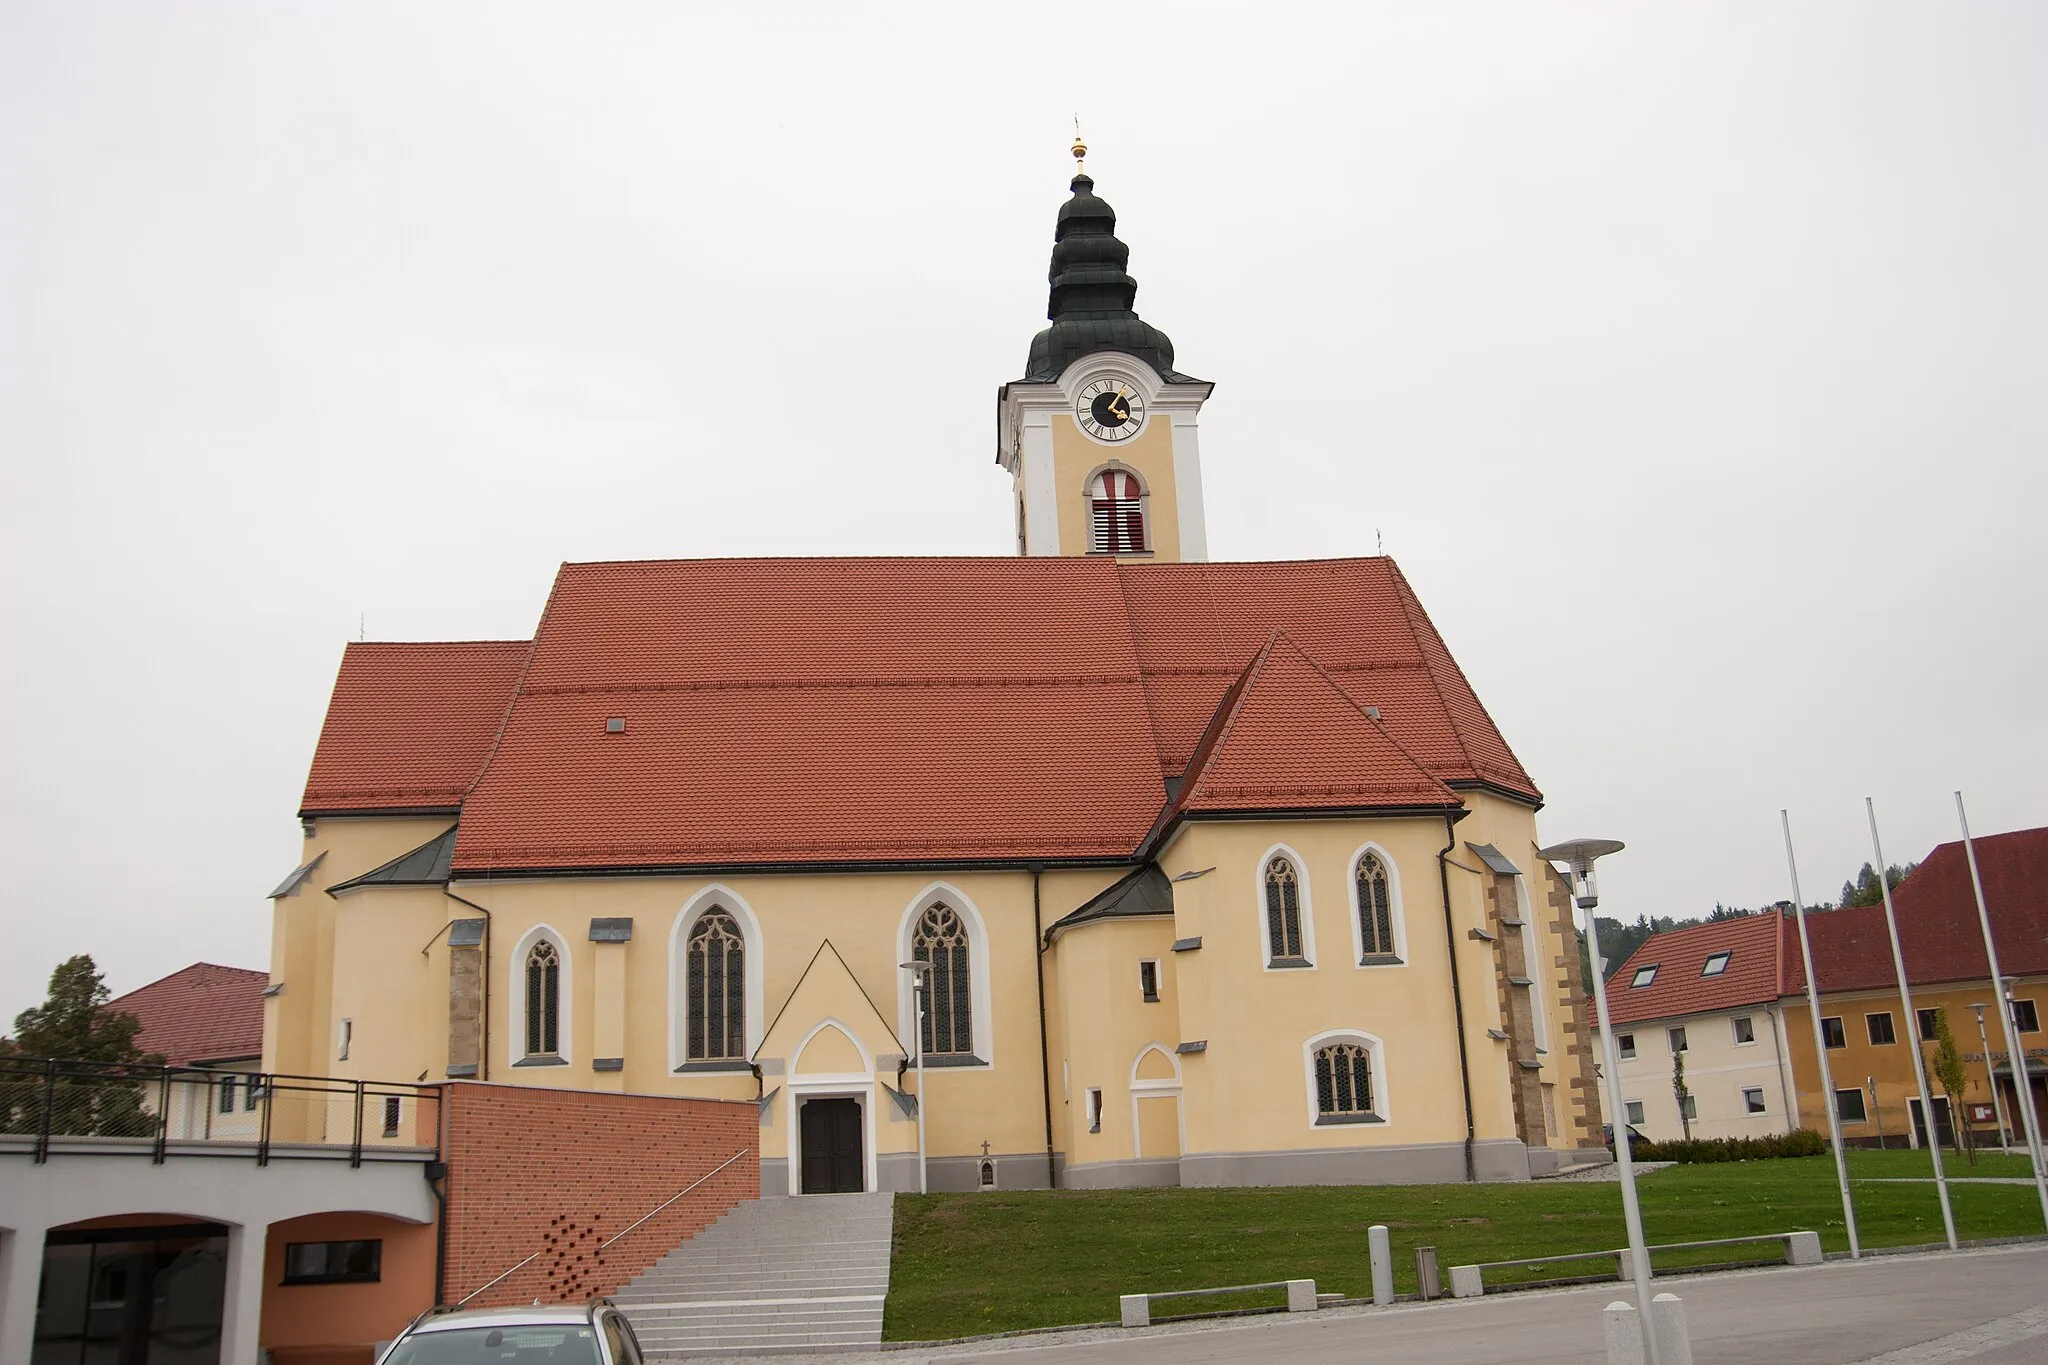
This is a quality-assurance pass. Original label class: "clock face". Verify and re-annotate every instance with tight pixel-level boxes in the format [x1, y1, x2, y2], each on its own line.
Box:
[1076, 378, 1146, 442]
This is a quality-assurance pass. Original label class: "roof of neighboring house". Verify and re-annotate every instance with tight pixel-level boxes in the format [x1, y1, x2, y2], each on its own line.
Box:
[301, 557, 1539, 872]
[106, 963, 266, 1066]
[300, 641, 531, 815]
[1783, 826, 2048, 993]
[1603, 911, 1786, 1027]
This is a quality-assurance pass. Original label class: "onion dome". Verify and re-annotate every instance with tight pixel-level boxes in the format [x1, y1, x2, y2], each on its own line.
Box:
[1022, 171, 1197, 384]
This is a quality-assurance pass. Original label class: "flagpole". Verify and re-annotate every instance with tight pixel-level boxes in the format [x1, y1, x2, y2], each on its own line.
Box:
[1866, 797, 1956, 1249]
[1954, 791, 2048, 1226]
[1782, 811, 1860, 1258]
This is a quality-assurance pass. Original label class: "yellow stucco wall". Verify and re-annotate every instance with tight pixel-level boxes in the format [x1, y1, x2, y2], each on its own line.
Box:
[1049, 411, 1181, 561]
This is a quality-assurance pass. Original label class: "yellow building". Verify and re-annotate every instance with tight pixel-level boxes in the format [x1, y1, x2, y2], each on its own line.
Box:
[266, 157, 1606, 1193]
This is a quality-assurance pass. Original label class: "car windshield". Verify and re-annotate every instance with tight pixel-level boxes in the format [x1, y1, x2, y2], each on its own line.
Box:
[383, 1324, 603, 1365]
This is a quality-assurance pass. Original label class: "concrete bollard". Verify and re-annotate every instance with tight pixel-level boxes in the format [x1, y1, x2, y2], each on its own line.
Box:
[1652, 1293, 1694, 1365]
[1415, 1245, 1440, 1300]
[1367, 1224, 1394, 1306]
[1603, 1301, 1644, 1365]
[1286, 1279, 1318, 1312]
[1119, 1294, 1150, 1328]
[1448, 1264, 1485, 1299]
[1786, 1231, 1823, 1266]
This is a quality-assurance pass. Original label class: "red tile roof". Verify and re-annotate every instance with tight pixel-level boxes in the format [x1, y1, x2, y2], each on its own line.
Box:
[300, 557, 1540, 870]
[107, 963, 266, 1066]
[301, 641, 531, 814]
[1604, 912, 1787, 1026]
[1782, 826, 2048, 993]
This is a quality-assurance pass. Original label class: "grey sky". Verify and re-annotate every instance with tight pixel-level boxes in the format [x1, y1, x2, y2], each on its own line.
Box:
[3, 2, 2043, 1023]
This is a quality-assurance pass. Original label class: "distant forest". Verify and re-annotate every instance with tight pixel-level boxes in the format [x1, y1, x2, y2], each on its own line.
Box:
[1578, 860, 1917, 993]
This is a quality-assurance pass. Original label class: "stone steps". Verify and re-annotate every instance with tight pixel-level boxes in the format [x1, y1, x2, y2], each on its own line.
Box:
[618, 1191, 896, 1357]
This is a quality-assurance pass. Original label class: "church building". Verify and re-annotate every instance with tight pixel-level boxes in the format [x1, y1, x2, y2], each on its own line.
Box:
[268, 146, 1604, 1194]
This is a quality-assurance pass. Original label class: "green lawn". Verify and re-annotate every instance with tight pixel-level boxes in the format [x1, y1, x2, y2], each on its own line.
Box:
[883, 1157, 2046, 1341]
[1844, 1147, 2039, 1180]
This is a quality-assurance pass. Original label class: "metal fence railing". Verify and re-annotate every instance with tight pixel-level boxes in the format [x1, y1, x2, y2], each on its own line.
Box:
[0, 1056, 440, 1166]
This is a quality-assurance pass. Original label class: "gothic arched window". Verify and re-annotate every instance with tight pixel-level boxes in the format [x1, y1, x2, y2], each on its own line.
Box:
[1357, 852, 1395, 959]
[685, 909, 745, 1062]
[1087, 470, 1147, 554]
[1313, 1041, 1378, 1122]
[525, 940, 560, 1057]
[913, 904, 974, 1056]
[1264, 856, 1305, 964]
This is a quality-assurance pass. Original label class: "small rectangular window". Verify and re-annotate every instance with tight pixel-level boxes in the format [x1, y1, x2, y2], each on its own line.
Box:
[1625, 1099, 1645, 1125]
[1630, 964, 1658, 988]
[1821, 1016, 1846, 1049]
[1678, 1094, 1697, 1120]
[282, 1239, 382, 1285]
[2013, 999, 2040, 1034]
[1744, 1087, 1767, 1115]
[1701, 951, 1731, 977]
[1732, 1016, 1756, 1046]
[1667, 1026, 1687, 1054]
[382, 1095, 401, 1138]
[1617, 1033, 1636, 1061]
[1917, 1008, 1940, 1040]
[1086, 1088, 1103, 1134]
[1835, 1088, 1867, 1123]
[217, 1077, 237, 1114]
[1139, 960, 1160, 1003]
[337, 1018, 352, 1061]
[1866, 1012, 1896, 1045]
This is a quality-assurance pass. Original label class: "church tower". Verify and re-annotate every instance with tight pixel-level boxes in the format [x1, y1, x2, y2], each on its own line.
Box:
[997, 138, 1213, 561]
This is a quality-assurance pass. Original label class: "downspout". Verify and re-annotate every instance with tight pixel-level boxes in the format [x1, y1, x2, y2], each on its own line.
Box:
[445, 890, 494, 1083]
[1031, 866, 1058, 1190]
[1438, 813, 1478, 1183]
[426, 1160, 449, 1305]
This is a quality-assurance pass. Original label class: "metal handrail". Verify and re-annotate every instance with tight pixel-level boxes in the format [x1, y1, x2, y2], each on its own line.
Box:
[457, 1148, 750, 1306]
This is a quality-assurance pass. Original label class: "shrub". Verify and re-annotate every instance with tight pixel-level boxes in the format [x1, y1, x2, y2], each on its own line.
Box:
[1635, 1129, 1827, 1163]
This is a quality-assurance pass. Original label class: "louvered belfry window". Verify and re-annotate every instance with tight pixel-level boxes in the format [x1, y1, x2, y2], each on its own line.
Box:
[686, 909, 746, 1061]
[913, 904, 974, 1056]
[1315, 1042, 1376, 1119]
[1357, 853, 1394, 957]
[1087, 471, 1147, 554]
[1265, 857, 1305, 962]
[525, 940, 559, 1056]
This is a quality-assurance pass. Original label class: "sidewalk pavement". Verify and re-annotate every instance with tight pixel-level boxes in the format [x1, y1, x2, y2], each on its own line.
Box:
[828, 1243, 2047, 1365]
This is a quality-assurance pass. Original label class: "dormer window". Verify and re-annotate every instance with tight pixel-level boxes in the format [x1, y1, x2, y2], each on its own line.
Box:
[1087, 470, 1147, 554]
[1701, 951, 1731, 977]
[1630, 964, 1658, 988]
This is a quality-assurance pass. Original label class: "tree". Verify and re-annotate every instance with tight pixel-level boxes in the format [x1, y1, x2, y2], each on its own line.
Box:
[0, 955, 162, 1137]
[1839, 861, 1918, 909]
[1927, 1008, 1973, 1165]
[1672, 1048, 1693, 1141]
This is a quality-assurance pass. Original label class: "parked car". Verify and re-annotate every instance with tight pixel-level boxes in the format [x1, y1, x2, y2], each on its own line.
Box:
[377, 1301, 646, 1365]
[1602, 1122, 1653, 1157]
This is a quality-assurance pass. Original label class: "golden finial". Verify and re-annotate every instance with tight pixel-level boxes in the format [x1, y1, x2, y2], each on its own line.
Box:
[1071, 115, 1087, 175]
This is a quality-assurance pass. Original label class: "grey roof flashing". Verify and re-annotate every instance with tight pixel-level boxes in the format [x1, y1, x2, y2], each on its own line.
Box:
[448, 920, 485, 948]
[268, 851, 326, 900]
[1467, 843, 1523, 876]
[588, 917, 634, 943]
[1047, 865, 1174, 939]
[1171, 936, 1202, 953]
[325, 827, 457, 895]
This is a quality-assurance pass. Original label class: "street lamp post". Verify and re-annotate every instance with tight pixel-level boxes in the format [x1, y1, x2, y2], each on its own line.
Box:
[1537, 838, 1661, 1365]
[1970, 1003, 2011, 1156]
[899, 960, 930, 1195]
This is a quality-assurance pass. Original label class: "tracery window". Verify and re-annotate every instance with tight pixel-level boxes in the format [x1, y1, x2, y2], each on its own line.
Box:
[1313, 1042, 1378, 1122]
[1357, 852, 1395, 958]
[1086, 470, 1147, 554]
[685, 909, 746, 1061]
[913, 903, 974, 1056]
[525, 940, 560, 1057]
[1264, 856, 1305, 964]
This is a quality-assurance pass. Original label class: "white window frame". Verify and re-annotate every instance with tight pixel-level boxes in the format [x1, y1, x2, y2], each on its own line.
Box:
[1667, 1025, 1688, 1054]
[669, 885, 767, 1073]
[896, 882, 994, 1068]
[782, 1018, 878, 1196]
[509, 922, 573, 1068]
[1301, 1028, 1391, 1129]
[1085, 1087, 1103, 1134]
[1732, 1015, 1757, 1046]
[1257, 844, 1318, 971]
[1624, 1098, 1646, 1126]
[1743, 1087, 1766, 1115]
[1347, 842, 1408, 967]
[1082, 462, 1150, 555]
[1138, 959, 1160, 1002]
[1617, 1033, 1637, 1060]
[1835, 1087, 1867, 1123]
[336, 1018, 352, 1062]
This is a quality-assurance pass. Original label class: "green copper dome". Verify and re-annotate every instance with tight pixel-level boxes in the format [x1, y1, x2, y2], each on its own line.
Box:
[1023, 174, 1198, 384]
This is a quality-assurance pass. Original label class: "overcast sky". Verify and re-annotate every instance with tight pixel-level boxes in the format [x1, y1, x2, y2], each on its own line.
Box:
[3, 2, 2044, 1024]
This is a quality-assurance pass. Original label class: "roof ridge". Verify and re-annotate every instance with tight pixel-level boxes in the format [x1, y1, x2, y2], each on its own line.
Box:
[456, 579, 555, 819]
[1180, 631, 1284, 806]
[1384, 560, 1537, 795]
[109, 961, 266, 1004]
[1262, 631, 1457, 798]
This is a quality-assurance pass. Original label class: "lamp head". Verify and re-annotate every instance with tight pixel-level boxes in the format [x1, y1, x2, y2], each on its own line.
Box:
[899, 959, 931, 976]
[1535, 838, 1626, 908]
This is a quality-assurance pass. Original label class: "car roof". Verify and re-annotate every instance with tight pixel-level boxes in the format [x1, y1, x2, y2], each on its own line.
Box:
[413, 1303, 602, 1331]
